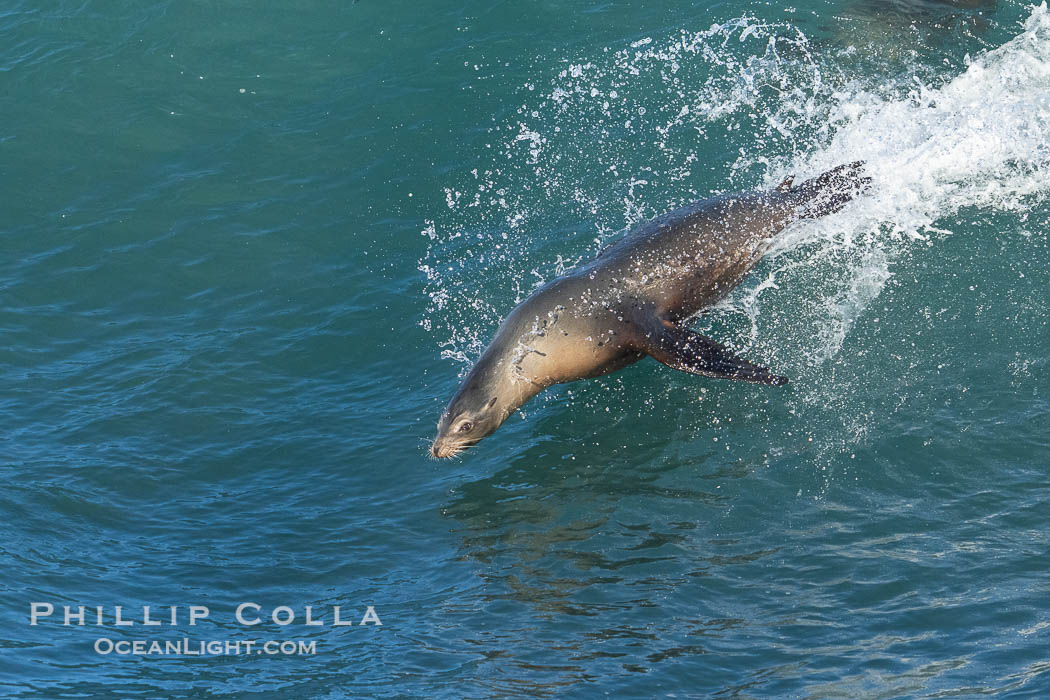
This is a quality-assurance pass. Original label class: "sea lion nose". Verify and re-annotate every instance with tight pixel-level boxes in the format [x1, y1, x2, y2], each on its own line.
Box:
[431, 439, 459, 458]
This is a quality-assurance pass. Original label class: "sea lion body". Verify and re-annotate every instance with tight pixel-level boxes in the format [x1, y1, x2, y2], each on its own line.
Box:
[431, 163, 869, 457]
[578, 191, 795, 317]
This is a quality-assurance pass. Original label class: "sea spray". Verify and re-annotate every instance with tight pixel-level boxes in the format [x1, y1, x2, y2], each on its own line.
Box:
[421, 4, 1050, 433]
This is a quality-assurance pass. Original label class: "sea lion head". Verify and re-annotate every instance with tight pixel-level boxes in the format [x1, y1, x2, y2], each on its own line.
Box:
[431, 302, 558, 458]
[430, 384, 505, 459]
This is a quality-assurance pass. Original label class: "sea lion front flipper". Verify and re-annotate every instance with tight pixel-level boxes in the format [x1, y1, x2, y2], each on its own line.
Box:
[639, 323, 788, 386]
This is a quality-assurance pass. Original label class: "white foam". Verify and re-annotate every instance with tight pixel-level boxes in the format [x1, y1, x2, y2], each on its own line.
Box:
[747, 2, 1050, 360]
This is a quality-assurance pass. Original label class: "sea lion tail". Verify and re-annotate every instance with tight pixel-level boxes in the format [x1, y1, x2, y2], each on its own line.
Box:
[790, 161, 872, 218]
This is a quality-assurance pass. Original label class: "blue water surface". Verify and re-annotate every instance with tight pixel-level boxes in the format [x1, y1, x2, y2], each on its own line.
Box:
[3, 0, 1050, 696]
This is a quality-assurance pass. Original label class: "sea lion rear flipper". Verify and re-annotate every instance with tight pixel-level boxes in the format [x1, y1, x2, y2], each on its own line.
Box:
[793, 161, 871, 218]
[639, 323, 788, 386]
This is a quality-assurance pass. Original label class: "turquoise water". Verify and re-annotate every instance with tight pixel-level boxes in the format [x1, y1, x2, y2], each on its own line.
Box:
[4, 0, 1050, 696]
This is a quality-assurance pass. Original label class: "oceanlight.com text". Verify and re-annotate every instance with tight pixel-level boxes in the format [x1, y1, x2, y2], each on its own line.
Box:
[94, 638, 318, 656]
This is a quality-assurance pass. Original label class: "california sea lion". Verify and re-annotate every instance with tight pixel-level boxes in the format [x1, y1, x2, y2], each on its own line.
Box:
[431, 163, 870, 458]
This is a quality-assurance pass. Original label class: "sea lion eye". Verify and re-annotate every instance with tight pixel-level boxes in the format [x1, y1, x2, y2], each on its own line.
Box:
[458, 422, 473, 433]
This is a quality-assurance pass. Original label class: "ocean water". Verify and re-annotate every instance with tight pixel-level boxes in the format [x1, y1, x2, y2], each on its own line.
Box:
[3, 0, 1050, 696]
